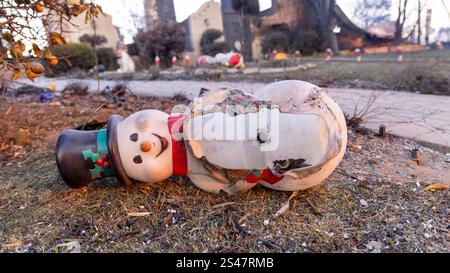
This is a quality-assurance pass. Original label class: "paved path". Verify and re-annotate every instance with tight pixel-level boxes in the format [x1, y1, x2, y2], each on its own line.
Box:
[18, 78, 450, 153]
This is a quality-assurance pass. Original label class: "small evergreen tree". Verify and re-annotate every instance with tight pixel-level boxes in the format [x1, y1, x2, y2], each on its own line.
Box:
[49, 43, 96, 75]
[134, 22, 186, 67]
[261, 32, 290, 54]
[96, 48, 119, 71]
[79, 34, 108, 47]
[200, 29, 230, 56]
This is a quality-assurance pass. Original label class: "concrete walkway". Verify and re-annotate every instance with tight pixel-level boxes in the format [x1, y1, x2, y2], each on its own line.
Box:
[18, 78, 450, 153]
[327, 89, 450, 153]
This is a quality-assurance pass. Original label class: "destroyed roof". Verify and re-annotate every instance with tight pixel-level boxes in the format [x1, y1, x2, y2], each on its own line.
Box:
[333, 5, 368, 36]
[334, 5, 393, 40]
[367, 22, 396, 38]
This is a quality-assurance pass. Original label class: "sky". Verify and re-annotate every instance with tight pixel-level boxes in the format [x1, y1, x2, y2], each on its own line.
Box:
[95, 0, 450, 44]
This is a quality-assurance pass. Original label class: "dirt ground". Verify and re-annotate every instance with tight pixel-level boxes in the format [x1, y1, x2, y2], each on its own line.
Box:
[0, 88, 448, 253]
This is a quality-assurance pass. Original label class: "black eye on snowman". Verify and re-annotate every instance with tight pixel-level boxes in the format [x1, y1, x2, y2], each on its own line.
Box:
[130, 133, 138, 142]
[133, 155, 143, 164]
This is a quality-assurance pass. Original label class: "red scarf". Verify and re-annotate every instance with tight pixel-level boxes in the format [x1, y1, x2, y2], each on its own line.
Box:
[168, 115, 188, 176]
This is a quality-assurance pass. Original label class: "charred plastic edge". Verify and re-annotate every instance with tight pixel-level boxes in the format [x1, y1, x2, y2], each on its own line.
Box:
[107, 115, 134, 186]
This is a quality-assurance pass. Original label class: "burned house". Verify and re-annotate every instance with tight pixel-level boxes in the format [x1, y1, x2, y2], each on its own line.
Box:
[221, 0, 258, 60]
[144, 0, 177, 30]
[332, 5, 393, 49]
[221, 0, 392, 59]
[183, 1, 224, 60]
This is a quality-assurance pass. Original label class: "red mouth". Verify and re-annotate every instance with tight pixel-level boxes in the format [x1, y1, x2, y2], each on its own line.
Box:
[153, 133, 169, 158]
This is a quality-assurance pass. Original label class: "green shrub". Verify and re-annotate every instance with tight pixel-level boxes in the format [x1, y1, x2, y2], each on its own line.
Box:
[260, 26, 321, 56]
[79, 34, 107, 47]
[96, 47, 118, 71]
[261, 31, 290, 54]
[134, 21, 186, 68]
[291, 30, 321, 56]
[131, 56, 145, 71]
[200, 29, 231, 56]
[203, 41, 230, 56]
[49, 43, 96, 75]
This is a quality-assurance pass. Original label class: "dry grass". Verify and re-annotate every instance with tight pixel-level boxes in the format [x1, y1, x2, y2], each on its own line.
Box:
[222, 61, 450, 96]
[0, 92, 448, 253]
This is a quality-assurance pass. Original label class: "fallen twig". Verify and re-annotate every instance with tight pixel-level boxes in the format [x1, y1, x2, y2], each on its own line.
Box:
[127, 212, 151, 217]
[211, 202, 237, 209]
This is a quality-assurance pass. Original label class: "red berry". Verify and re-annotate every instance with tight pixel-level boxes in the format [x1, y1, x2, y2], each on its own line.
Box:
[96, 158, 103, 166]
[102, 154, 108, 161]
[103, 161, 110, 169]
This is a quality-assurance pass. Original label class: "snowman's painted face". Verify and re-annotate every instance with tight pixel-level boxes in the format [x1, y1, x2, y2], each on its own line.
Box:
[117, 110, 173, 182]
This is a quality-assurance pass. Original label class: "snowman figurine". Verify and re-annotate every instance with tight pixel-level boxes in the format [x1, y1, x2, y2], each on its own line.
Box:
[56, 80, 347, 195]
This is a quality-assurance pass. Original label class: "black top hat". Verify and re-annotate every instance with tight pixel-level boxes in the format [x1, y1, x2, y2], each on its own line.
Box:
[56, 115, 133, 188]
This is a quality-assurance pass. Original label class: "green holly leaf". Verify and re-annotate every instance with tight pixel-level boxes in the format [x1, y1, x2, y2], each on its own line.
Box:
[82, 148, 99, 162]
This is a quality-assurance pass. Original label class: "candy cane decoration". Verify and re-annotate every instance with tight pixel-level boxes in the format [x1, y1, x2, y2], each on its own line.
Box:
[396, 47, 403, 63]
[184, 55, 192, 67]
[325, 48, 333, 62]
[295, 50, 302, 64]
[172, 56, 177, 67]
[354, 48, 362, 63]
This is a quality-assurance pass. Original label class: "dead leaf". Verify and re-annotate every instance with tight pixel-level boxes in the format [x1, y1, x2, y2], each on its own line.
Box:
[3, 241, 22, 249]
[424, 184, 448, 191]
[54, 241, 80, 253]
[273, 202, 290, 218]
[238, 208, 259, 224]
[49, 32, 66, 45]
[11, 69, 21, 80]
[273, 191, 298, 218]
[71, 4, 88, 16]
[32, 43, 42, 57]
[84, 9, 92, 23]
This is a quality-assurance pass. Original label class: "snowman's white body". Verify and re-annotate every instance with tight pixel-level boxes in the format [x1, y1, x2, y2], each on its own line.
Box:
[116, 81, 347, 195]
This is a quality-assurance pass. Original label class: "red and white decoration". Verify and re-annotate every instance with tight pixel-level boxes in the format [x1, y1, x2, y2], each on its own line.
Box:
[396, 47, 404, 63]
[171, 56, 178, 67]
[354, 48, 362, 63]
[196, 52, 244, 69]
[325, 48, 333, 62]
[114, 80, 347, 195]
[183, 55, 192, 67]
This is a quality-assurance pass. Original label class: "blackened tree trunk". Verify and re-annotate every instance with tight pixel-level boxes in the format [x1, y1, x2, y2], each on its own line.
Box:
[308, 0, 339, 52]
[239, 7, 253, 61]
[231, 0, 259, 61]
[242, 17, 253, 61]
[328, 0, 339, 51]
[394, 0, 409, 44]
[417, 0, 423, 44]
